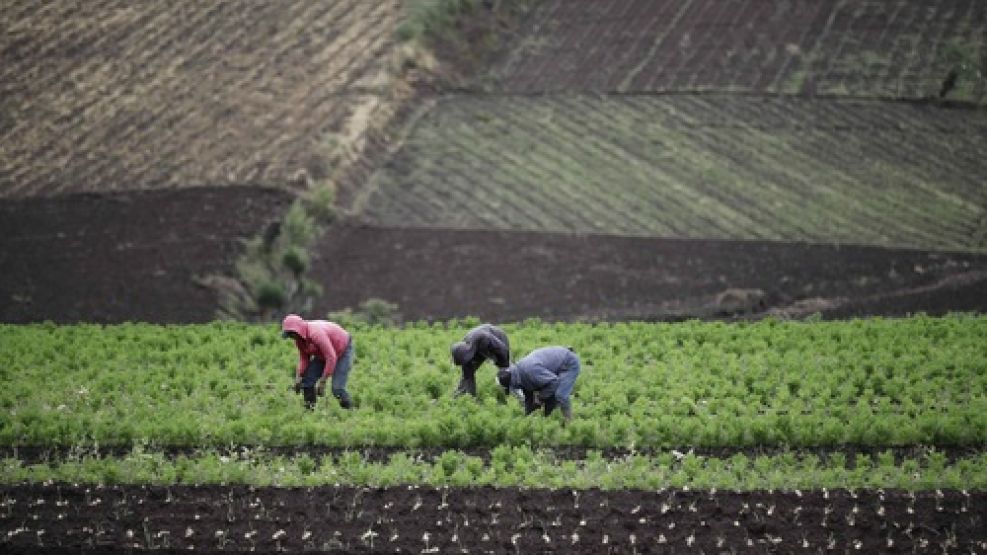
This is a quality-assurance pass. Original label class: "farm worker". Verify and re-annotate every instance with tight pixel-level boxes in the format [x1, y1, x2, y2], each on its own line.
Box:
[450, 323, 514, 398]
[281, 314, 354, 410]
[496, 346, 580, 422]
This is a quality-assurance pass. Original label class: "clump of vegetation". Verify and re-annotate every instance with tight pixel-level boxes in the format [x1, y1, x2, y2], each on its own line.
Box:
[393, 0, 541, 85]
[396, 0, 481, 45]
[328, 298, 402, 327]
[300, 183, 337, 226]
[203, 185, 338, 322]
[937, 38, 983, 100]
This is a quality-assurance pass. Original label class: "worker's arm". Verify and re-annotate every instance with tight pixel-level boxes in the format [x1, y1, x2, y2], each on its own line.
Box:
[484, 333, 511, 369]
[461, 355, 483, 377]
[295, 347, 308, 378]
[523, 390, 538, 415]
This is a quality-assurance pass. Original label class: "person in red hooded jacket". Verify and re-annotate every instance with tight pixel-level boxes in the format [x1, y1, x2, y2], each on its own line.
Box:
[281, 314, 354, 410]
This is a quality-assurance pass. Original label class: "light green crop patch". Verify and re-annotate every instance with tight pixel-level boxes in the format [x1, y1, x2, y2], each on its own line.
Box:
[1, 315, 986, 450]
[3, 447, 985, 491]
[353, 95, 987, 251]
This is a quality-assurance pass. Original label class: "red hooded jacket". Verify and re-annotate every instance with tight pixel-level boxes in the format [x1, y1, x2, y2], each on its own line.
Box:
[282, 314, 351, 379]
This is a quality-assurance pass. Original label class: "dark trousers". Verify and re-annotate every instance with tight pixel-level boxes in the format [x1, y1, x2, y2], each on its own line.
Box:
[300, 340, 354, 408]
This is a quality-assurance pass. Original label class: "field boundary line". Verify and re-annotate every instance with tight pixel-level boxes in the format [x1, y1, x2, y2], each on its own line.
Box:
[345, 97, 440, 216]
[424, 88, 987, 110]
[4, 444, 986, 466]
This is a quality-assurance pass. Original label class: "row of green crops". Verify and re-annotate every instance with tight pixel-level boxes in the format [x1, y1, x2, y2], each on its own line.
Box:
[3, 447, 985, 490]
[1, 315, 986, 449]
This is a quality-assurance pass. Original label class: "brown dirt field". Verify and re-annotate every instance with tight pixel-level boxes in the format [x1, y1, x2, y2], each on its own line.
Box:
[0, 187, 292, 323]
[0, 0, 401, 199]
[1, 484, 984, 553]
[2, 186, 987, 324]
[484, 0, 987, 101]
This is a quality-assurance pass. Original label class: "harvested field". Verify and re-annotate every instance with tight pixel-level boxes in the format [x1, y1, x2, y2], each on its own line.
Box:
[486, 0, 987, 101]
[350, 95, 987, 252]
[0, 0, 401, 198]
[2, 484, 986, 554]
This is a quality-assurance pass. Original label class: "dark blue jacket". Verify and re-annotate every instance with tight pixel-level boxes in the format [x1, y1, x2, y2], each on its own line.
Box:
[461, 324, 510, 368]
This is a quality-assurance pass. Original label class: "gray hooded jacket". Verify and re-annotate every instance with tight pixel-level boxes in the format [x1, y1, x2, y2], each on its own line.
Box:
[509, 346, 579, 405]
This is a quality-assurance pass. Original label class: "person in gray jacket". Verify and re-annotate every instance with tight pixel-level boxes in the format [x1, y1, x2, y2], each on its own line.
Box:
[450, 323, 512, 397]
[496, 346, 580, 421]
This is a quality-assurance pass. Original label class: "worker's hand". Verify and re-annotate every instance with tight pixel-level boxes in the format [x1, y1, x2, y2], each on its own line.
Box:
[316, 378, 327, 397]
[293, 376, 302, 394]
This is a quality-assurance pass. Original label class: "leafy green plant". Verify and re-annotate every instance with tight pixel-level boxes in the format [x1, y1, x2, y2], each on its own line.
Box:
[328, 298, 402, 328]
[1, 316, 985, 450]
[4, 448, 986, 491]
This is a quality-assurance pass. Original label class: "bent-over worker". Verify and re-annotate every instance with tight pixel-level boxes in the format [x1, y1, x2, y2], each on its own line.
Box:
[497, 346, 580, 421]
[450, 323, 513, 398]
[281, 314, 355, 410]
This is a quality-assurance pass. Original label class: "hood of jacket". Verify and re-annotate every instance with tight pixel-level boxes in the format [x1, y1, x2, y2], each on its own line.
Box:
[281, 314, 308, 339]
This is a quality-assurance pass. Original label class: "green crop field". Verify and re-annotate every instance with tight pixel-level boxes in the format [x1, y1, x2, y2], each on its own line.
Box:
[2, 315, 986, 490]
[351, 95, 987, 251]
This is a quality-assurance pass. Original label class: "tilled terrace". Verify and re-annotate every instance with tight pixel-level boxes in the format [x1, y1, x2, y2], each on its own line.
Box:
[1, 484, 985, 553]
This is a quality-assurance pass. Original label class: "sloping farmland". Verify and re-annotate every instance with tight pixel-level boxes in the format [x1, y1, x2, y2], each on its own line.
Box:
[351, 94, 987, 253]
[0, 0, 400, 198]
[487, 0, 987, 101]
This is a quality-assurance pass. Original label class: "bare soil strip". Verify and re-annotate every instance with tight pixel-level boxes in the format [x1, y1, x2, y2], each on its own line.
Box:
[1, 484, 984, 553]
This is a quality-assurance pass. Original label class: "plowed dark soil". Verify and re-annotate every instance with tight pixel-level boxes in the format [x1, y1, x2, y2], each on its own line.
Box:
[313, 223, 987, 322]
[1, 484, 984, 554]
[2, 187, 987, 323]
[0, 187, 291, 323]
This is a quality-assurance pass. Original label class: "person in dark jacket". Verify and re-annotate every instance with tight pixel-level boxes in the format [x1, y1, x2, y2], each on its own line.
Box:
[497, 346, 580, 421]
[450, 323, 513, 398]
